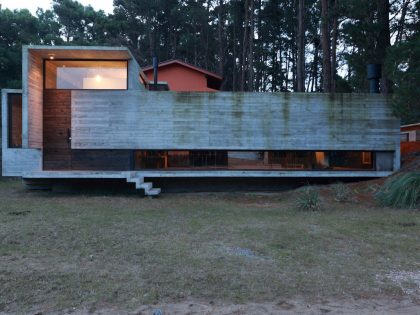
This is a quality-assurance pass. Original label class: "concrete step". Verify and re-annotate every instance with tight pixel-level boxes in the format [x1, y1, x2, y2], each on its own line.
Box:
[138, 182, 153, 190]
[127, 176, 144, 183]
[146, 188, 161, 196]
[126, 175, 161, 196]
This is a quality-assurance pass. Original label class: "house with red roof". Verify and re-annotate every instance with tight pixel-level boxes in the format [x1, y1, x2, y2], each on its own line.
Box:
[142, 60, 222, 92]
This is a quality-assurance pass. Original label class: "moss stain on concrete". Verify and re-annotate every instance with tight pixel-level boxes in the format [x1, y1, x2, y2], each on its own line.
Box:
[281, 93, 290, 137]
[232, 93, 244, 144]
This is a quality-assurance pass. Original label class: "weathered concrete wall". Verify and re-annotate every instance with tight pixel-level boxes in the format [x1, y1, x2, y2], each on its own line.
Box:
[127, 55, 145, 91]
[72, 91, 400, 151]
[2, 148, 42, 176]
[2, 89, 43, 176]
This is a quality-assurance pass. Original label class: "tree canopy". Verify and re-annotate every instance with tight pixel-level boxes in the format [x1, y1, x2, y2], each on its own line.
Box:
[0, 0, 418, 122]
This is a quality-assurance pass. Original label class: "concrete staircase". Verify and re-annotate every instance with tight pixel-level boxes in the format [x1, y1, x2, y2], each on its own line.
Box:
[126, 173, 161, 196]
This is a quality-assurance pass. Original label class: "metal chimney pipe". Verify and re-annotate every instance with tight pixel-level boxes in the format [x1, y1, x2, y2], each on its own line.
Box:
[153, 56, 158, 86]
[367, 64, 381, 93]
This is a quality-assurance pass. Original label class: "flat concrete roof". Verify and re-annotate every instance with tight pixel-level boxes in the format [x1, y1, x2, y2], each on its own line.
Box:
[25, 45, 133, 60]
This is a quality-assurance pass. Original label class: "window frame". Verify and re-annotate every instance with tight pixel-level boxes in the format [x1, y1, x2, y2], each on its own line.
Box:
[400, 132, 409, 142]
[43, 59, 129, 91]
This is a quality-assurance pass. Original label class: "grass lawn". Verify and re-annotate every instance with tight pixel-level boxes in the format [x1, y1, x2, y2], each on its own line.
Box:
[0, 178, 419, 314]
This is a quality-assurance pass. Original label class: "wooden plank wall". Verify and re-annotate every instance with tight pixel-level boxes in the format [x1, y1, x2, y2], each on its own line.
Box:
[9, 94, 23, 148]
[43, 90, 132, 171]
[43, 90, 72, 170]
[28, 51, 43, 148]
[71, 91, 400, 151]
[44, 61, 57, 89]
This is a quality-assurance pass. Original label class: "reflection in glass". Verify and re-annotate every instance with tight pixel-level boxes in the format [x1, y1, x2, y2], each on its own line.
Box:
[45, 60, 127, 90]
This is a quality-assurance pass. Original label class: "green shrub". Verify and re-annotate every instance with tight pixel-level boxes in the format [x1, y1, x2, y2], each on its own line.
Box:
[375, 172, 420, 209]
[331, 182, 353, 202]
[296, 186, 322, 211]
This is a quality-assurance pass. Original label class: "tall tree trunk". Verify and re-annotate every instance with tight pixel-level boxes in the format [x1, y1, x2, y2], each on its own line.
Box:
[377, 0, 391, 94]
[148, 27, 154, 60]
[255, 0, 262, 91]
[241, 0, 249, 91]
[285, 50, 290, 91]
[205, 0, 211, 69]
[233, 13, 237, 92]
[311, 37, 320, 92]
[321, 0, 332, 92]
[331, 0, 338, 93]
[296, 0, 305, 92]
[218, 0, 224, 76]
[279, 49, 284, 91]
[193, 25, 198, 65]
[271, 48, 277, 92]
[292, 42, 297, 91]
[396, 0, 409, 44]
[247, 0, 255, 91]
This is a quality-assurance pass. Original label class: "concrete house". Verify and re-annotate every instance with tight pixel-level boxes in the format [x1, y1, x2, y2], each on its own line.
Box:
[1, 46, 400, 195]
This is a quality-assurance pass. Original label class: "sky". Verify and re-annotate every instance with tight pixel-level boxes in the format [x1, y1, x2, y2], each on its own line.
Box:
[0, 0, 114, 15]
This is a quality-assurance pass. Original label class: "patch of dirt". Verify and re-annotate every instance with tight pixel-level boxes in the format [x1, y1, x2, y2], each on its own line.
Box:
[401, 152, 420, 172]
[318, 154, 420, 207]
[7, 210, 30, 216]
[382, 270, 420, 296]
[52, 298, 420, 315]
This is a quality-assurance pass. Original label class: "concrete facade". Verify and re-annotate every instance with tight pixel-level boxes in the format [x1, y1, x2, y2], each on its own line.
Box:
[1, 45, 401, 186]
[71, 91, 399, 151]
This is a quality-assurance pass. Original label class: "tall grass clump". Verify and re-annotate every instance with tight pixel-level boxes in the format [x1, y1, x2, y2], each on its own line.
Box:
[375, 172, 420, 209]
[331, 182, 353, 202]
[296, 185, 322, 211]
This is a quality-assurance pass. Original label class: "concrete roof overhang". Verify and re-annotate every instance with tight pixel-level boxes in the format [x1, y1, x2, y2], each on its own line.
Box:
[25, 45, 133, 60]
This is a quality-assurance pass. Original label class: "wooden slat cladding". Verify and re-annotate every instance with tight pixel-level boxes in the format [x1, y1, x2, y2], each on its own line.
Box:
[43, 90, 71, 170]
[71, 91, 400, 151]
[28, 51, 43, 148]
[43, 90, 71, 149]
[8, 94, 22, 148]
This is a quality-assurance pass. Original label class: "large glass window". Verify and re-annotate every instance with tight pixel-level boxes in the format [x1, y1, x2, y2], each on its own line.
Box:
[45, 60, 128, 90]
[133, 150, 375, 171]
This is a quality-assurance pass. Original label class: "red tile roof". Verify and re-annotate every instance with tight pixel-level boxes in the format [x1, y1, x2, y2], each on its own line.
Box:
[143, 59, 223, 81]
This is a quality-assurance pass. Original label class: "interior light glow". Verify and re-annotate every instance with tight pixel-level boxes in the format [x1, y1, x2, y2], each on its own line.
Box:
[95, 75, 102, 82]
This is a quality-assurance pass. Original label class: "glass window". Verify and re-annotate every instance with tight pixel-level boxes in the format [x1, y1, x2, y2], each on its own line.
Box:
[133, 150, 375, 171]
[400, 132, 409, 142]
[45, 60, 128, 90]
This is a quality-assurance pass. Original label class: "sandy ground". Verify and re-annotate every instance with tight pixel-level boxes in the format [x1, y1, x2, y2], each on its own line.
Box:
[43, 298, 420, 315]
